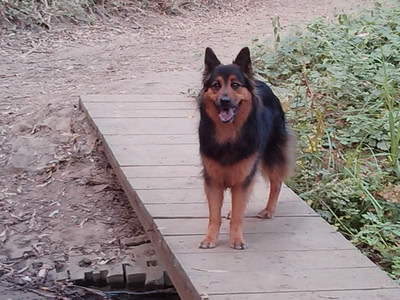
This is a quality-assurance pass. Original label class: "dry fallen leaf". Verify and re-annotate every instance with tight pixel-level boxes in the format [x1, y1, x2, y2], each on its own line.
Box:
[48, 209, 59, 218]
[0, 228, 8, 243]
[98, 257, 116, 265]
[29, 210, 37, 229]
[79, 217, 89, 228]
[192, 267, 228, 273]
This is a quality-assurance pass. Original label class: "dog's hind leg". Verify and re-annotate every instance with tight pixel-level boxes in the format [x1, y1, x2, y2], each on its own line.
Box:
[257, 166, 284, 219]
[200, 184, 224, 249]
[258, 134, 295, 219]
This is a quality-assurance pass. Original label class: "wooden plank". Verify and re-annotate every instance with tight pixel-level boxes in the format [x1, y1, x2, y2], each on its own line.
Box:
[130, 175, 297, 190]
[210, 288, 400, 300]
[81, 94, 193, 102]
[136, 189, 202, 204]
[145, 201, 317, 219]
[135, 185, 302, 204]
[164, 232, 355, 253]
[187, 268, 397, 295]
[155, 217, 335, 236]
[123, 166, 300, 179]
[84, 101, 196, 111]
[165, 232, 355, 253]
[105, 134, 198, 145]
[144, 230, 202, 300]
[107, 144, 200, 166]
[130, 177, 304, 198]
[95, 118, 197, 135]
[89, 109, 197, 118]
[122, 165, 202, 178]
[80, 97, 202, 300]
[176, 249, 375, 272]
[130, 176, 201, 189]
[129, 176, 299, 190]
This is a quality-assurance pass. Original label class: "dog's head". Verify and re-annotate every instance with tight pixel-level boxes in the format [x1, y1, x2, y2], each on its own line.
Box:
[201, 47, 255, 124]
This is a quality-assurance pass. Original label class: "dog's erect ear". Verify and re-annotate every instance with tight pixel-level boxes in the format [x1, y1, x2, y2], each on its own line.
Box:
[204, 47, 221, 74]
[233, 47, 252, 74]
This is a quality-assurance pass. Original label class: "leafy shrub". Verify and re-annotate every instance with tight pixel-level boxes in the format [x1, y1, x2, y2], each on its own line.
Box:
[0, 0, 98, 27]
[253, 1, 400, 280]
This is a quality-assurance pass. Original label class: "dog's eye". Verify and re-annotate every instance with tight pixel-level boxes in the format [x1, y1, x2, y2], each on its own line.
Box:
[231, 82, 240, 90]
[212, 82, 221, 90]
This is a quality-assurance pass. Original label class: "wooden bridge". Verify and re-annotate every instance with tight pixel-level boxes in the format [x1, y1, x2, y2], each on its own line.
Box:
[80, 91, 399, 300]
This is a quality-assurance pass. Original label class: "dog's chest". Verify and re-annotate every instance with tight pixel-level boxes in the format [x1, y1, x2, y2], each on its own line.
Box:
[202, 153, 258, 188]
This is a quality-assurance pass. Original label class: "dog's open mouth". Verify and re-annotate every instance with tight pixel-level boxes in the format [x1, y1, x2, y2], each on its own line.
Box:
[218, 107, 237, 123]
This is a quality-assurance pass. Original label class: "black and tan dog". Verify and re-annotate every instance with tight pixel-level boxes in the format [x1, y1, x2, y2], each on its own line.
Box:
[198, 47, 293, 250]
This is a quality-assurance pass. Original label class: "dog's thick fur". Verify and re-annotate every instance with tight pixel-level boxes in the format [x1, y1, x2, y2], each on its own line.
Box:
[198, 47, 293, 250]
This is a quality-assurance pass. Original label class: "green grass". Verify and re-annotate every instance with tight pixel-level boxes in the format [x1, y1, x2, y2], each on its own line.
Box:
[253, 1, 400, 281]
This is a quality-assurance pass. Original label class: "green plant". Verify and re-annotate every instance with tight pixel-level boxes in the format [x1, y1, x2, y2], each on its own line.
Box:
[0, 0, 98, 27]
[253, 1, 400, 280]
[381, 47, 400, 174]
[272, 15, 281, 51]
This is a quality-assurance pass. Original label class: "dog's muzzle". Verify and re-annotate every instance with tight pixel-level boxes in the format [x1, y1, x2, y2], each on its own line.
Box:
[218, 97, 237, 123]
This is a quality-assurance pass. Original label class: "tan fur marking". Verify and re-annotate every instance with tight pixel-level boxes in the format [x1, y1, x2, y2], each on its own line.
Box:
[203, 88, 227, 132]
[202, 76, 253, 144]
[257, 164, 287, 219]
[200, 184, 224, 248]
[229, 180, 255, 249]
[262, 132, 296, 182]
[202, 152, 259, 188]
[261, 164, 289, 182]
[230, 86, 252, 135]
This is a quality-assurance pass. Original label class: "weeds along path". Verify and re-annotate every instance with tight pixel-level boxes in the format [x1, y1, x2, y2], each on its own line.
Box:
[0, 0, 373, 297]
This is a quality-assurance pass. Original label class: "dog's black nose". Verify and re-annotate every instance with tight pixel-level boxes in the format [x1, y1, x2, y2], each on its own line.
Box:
[220, 96, 231, 105]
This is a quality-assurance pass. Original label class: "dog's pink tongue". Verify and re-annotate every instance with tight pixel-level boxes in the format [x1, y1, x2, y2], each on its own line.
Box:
[218, 108, 234, 122]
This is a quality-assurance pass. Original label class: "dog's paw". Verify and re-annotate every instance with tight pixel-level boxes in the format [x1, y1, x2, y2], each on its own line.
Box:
[229, 238, 248, 250]
[257, 208, 275, 219]
[199, 238, 217, 249]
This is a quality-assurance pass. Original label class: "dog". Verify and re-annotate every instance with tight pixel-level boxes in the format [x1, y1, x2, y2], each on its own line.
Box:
[197, 47, 294, 250]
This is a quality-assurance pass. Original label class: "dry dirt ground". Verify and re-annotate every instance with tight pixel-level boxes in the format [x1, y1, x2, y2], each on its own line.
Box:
[0, 0, 372, 298]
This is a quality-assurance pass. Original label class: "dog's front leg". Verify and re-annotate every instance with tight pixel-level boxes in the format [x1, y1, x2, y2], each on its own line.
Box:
[230, 183, 253, 250]
[199, 183, 223, 249]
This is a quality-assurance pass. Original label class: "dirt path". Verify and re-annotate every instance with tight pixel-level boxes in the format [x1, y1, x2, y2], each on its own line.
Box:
[0, 0, 371, 298]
